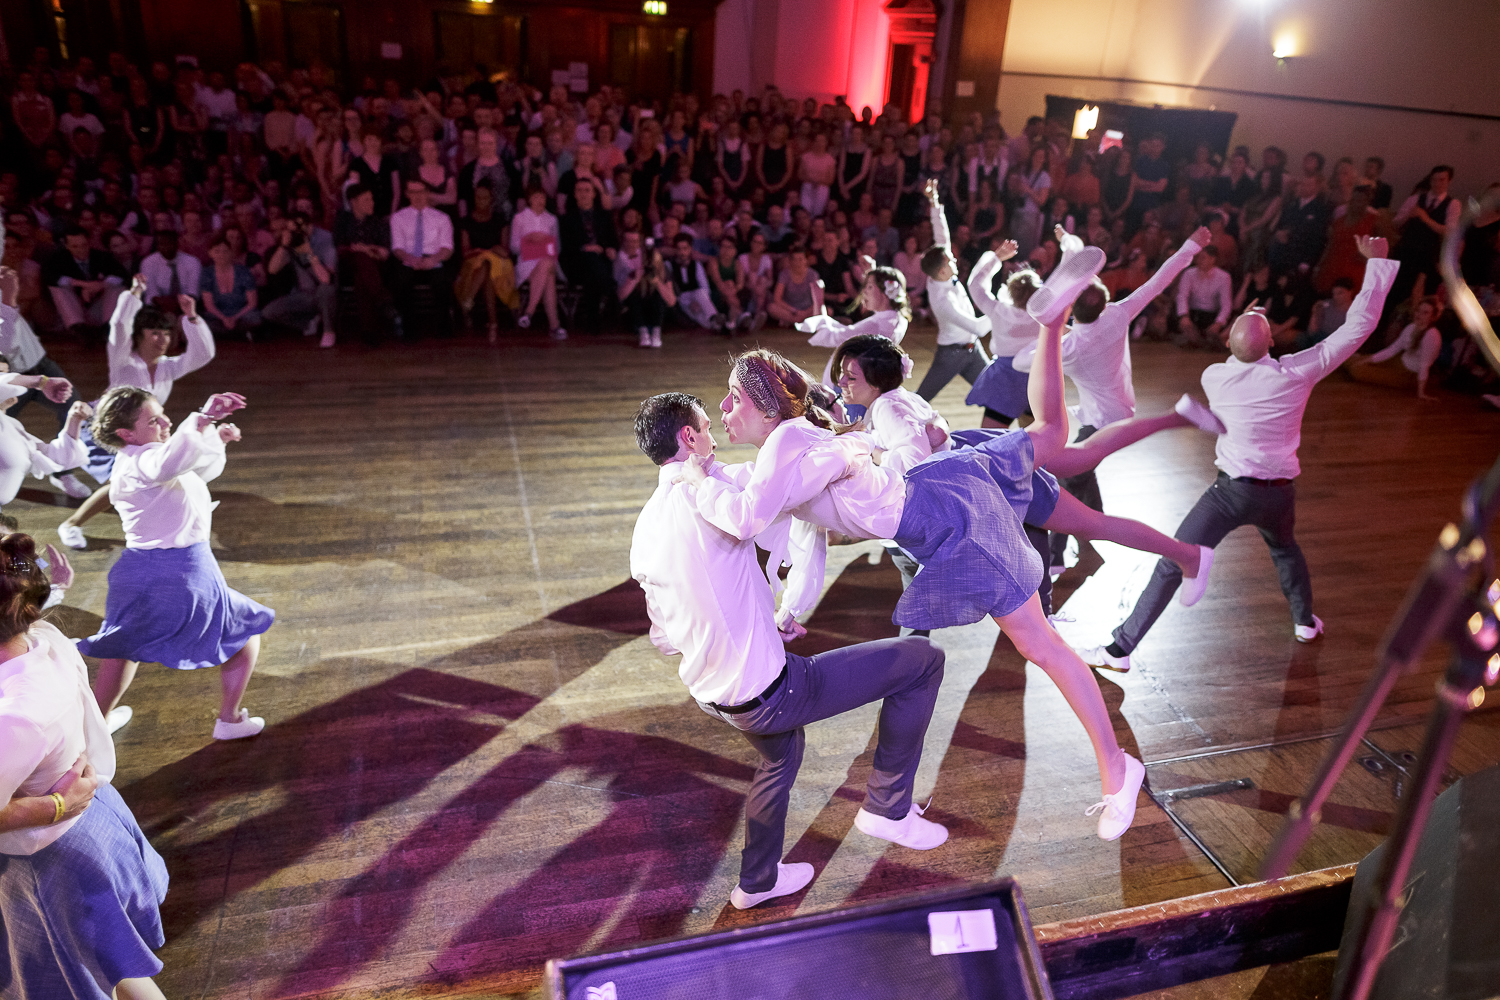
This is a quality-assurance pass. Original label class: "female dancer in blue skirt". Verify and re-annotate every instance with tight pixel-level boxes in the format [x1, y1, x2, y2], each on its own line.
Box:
[78, 386, 273, 740]
[673, 248, 1149, 839]
[0, 532, 171, 1000]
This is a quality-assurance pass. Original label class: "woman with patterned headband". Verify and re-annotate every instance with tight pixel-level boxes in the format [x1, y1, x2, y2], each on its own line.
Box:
[674, 247, 1149, 841]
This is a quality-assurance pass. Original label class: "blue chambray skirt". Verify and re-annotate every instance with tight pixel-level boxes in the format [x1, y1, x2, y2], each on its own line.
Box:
[0, 783, 168, 999]
[892, 428, 1046, 629]
[951, 428, 1061, 526]
[76, 542, 275, 670]
[964, 355, 1031, 420]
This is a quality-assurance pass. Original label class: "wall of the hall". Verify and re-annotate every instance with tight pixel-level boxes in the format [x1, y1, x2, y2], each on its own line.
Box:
[713, 0, 891, 114]
[996, 0, 1500, 199]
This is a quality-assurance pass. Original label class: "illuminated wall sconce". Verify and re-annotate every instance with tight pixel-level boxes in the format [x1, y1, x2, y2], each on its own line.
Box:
[1272, 31, 1298, 58]
[643, 0, 668, 13]
[1071, 105, 1099, 139]
[472, 0, 494, 5]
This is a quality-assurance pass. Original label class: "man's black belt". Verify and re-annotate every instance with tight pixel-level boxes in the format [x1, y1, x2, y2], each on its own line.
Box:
[1234, 475, 1294, 487]
[712, 665, 787, 714]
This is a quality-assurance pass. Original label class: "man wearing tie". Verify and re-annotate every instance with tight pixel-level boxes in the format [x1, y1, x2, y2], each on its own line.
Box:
[390, 179, 455, 337]
[1392, 164, 1461, 306]
[42, 225, 128, 335]
[140, 230, 202, 315]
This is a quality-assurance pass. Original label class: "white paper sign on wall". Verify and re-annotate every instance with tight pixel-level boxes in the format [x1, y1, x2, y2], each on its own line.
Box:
[380, 43, 402, 60]
[927, 909, 998, 956]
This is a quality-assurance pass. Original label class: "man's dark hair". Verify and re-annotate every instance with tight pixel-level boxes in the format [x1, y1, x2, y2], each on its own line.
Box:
[1430, 164, 1455, 180]
[919, 244, 949, 279]
[1331, 277, 1355, 292]
[1072, 282, 1109, 324]
[1365, 156, 1384, 170]
[1304, 151, 1326, 173]
[636, 392, 706, 465]
[62, 225, 89, 241]
[131, 306, 174, 350]
[1201, 245, 1219, 259]
[673, 233, 694, 247]
[346, 182, 373, 202]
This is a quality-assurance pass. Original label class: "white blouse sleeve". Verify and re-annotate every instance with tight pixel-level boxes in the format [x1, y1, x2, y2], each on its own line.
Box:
[157, 314, 217, 382]
[132, 414, 224, 484]
[867, 393, 933, 478]
[26, 427, 89, 478]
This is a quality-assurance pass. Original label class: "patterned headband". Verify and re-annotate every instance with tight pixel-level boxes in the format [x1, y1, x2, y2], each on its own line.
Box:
[734, 357, 784, 419]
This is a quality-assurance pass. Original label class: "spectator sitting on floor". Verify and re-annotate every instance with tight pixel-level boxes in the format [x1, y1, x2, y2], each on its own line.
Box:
[559, 179, 618, 333]
[1296, 277, 1354, 351]
[666, 234, 721, 331]
[1346, 297, 1443, 400]
[767, 246, 824, 327]
[140, 229, 202, 315]
[1175, 245, 1233, 348]
[199, 233, 260, 341]
[43, 225, 127, 336]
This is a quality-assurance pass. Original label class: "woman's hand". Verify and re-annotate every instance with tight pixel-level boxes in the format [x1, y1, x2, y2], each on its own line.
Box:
[217, 422, 242, 443]
[674, 452, 713, 486]
[996, 239, 1019, 262]
[200, 392, 247, 421]
[56, 754, 100, 820]
[43, 544, 73, 590]
[131, 273, 147, 297]
[41, 377, 73, 404]
[64, 400, 93, 439]
[179, 293, 198, 319]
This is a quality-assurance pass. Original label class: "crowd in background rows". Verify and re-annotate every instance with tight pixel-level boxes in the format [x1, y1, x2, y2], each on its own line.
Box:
[1, 46, 1497, 394]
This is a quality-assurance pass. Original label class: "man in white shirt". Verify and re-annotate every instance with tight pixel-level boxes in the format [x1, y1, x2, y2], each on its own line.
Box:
[630, 393, 948, 909]
[390, 179, 455, 337]
[140, 230, 203, 314]
[913, 179, 994, 401]
[1175, 245, 1233, 348]
[1081, 236, 1396, 672]
[1016, 226, 1209, 570]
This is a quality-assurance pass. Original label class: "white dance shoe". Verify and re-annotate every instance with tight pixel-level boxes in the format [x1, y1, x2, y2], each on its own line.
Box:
[1087, 754, 1146, 841]
[854, 801, 949, 850]
[1025, 245, 1107, 326]
[730, 862, 815, 909]
[57, 522, 86, 549]
[49, 473, 93, 499]
[1078, 645, 1131, 673]
[213, 708, 266, 740]
[106, 705, 133, 734]
[1177, 546, 1215, 607]
[1174, 394, 1226, 434]
[1295, 616, 1325, 643]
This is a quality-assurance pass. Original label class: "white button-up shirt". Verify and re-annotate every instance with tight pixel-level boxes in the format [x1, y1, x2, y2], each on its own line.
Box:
[0, 403, 88, 505]
[1176, 265, 1234, 325]
[108, 291, 216, 402]
[927, 199, 991, 347]
[631, 460, 795, 707]
[1202, 258, 1397, 480]
[0, 622, 117, 856]
[1014, 235, 1202, 429]
[853, 387, 951, 478]
[110, 413, 227, 550]
[968, 253, 1040, 358]
[140, 251, 203, 304]
[389, 206, 455, 258]
[0, 303, 47, 372]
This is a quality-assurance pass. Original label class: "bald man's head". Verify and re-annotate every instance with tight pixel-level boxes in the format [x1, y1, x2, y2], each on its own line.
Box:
[1228, 310, 1273, 362]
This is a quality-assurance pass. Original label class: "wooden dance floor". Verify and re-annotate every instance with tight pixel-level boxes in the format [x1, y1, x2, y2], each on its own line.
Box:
[16, 322, 1500, 999]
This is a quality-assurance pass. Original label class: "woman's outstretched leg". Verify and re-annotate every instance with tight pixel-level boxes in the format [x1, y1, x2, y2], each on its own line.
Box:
[1043, 490, 1201, 577]
[994, 593, 1127, 795]
[1046, 411, 1190, 478]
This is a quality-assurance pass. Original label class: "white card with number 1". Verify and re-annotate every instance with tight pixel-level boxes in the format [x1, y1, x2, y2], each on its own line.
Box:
[927, 909, 999, 956]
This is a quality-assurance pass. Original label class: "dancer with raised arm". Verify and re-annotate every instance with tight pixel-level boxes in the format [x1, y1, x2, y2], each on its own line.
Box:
[77, 388, 273, 738]
[911, 178, 993, 402]
[676, 250, 1150, 839]
[798, 264, 910, 387]
[0, 532, 172, 1000]
[964, 244, 1034, 426]
[1018, 226, 1209, 572]
[0, 360, 91, 521]
[57, 274, 216, 549]
[1079, 236, 1397, 673]
[631, 395, 949, 910]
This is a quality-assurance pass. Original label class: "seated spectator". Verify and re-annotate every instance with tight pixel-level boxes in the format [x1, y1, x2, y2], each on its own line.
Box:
[664, 160, 707, 213]
[105, 230, 138, 279]
[1262, 268, 1318, 347]
[458, 128, 512, 222]
[1204, 213, 1240, 277]
[767, 246, 824, 326]
[761, 203, 792, 252]
[1347, 297, 1443, 399]
[508, 186, 563, 338]
[559, 179, 618, 332]
[264, 210, 338, 346]
[179, 209, 214, 263]
[455, 181, 519, 342]
[707, 235, 748, 330]
[967, 180, 1004, 254]
[333, 183, 398, 345]
[737, 230, 775, 321]
[140, 229, 202, 314]
[862, 206, 900, 265]
[893, 234, 926, 313]
[1174, 245, 1233, 348]
[42, 226, 127, 335]
[1127, 215, 1167, 269]
[1060, 153, 1100, 210]
[1296, 277, 1354, 351]
[1315, 184, 1388, 294]
[200, 233, 261, 340]
[614, 230, 669, 348]
[349, 130, 403, 217]
[556, 142, 606, 216]
[1100, 247, 1149, 300]
[1157, 184, 1197, 242]
[666, 233, 721, 330]
[605, 164, 635, 212]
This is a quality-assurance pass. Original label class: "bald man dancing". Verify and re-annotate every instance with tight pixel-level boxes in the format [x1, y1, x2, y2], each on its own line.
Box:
[1080, 236, 1395, 672]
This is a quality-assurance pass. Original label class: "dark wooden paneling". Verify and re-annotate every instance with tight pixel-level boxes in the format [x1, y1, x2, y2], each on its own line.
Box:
[948, 0, 1010, 120]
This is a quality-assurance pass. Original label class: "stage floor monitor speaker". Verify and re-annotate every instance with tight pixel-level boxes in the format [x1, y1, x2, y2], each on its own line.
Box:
[1332, 762, 1500, 1000]
[545, 878, 1054, 1000]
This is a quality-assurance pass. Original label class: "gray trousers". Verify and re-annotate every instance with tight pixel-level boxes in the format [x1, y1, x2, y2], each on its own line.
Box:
[915, 340, 991, 402]
[263, 284, 336, 331]
[1049, 424, 1102, 567]
[1112, 473, 1313, 653]
[700, 636, 945, 892]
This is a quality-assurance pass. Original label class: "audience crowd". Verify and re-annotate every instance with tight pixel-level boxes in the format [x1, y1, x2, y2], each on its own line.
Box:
[1, 46, 1497, 398]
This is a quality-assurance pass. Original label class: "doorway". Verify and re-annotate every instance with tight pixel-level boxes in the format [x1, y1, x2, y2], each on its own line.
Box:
[242, 0, 347, 84]
[886, 42, 915, 119]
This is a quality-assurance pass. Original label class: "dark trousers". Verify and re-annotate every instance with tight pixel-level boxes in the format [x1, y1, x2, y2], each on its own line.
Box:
[915, 341, 991, 402]
[339, 251, 395, 344]
[562, 252, 615, 329]
[1049, 424, 1101, 567]
[13, 357, 79, 430]
[623, 288, 666, 330]
[701, 637, 945, 892]
[1112, 473, 1312, 653]
[393, 265, 455, 336]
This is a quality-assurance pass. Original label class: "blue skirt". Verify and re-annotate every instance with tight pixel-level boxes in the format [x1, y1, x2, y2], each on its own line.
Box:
[965, 355, 1031, 419]
[892, 428, 1045, 629]
[79, 417, 116, 483]
[77, 541, 275, 670]
[0, 783, 168, 999]
[951, 428, 1061, 526]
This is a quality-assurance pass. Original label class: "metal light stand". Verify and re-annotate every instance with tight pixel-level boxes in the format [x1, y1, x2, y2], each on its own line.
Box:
[1259, 190, 1500, 1000]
